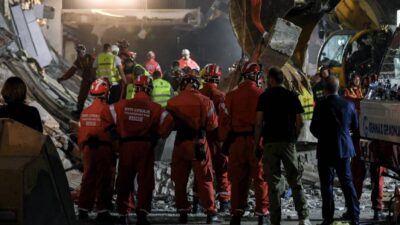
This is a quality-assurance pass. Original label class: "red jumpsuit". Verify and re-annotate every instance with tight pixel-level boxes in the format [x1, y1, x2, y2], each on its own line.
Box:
[145, 58, 162, 75]
[60, 54, 95, 112]
[219, 80, 269, 216]
[166, 89, 218, 214]
[77, 98, 114, 212]
[199, 83, 231, 203]
[344, 86, 384, 211]
[103, 92, 172, 215]
[178, 58, 200, 70]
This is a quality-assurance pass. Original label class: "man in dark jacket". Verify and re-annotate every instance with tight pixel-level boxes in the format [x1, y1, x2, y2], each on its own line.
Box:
[310, 75, 360, 225]
[57, 44, 95, 115]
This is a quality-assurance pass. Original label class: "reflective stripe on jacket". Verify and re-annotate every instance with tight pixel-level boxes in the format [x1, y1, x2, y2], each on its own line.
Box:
[298, 88, 314, 120]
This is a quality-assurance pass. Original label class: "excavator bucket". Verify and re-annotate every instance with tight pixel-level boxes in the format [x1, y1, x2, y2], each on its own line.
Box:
[229, 0, 295, 57]
[230, 0, 341, 66]
[228, 0, 341, 93]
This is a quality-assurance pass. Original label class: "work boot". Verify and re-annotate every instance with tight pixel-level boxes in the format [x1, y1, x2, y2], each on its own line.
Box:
[230, 215, 241, 225]
[136, 211, 151, 225]
[206, 214, 223, 224]
[179, 212, 188, 224]
[192, 196, 201, 214]
[96, 211, 117, 224]
[219, 201, 230, 213]
[78, 210, 89, 220]
[258, 215, 270, 225]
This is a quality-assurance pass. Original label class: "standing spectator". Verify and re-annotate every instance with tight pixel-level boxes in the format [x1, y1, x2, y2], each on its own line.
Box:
[310, 75, 360, 225]
[344, 74, 363, 110]
[254, 67, 311, 225]
[312, 66, 330, 103]
[344, 74, 384, 221]
[0, 77, 43, 132]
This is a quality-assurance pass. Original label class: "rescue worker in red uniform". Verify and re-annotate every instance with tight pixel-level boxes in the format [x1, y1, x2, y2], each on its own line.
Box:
[219, 62, 269, 225]
[57, 44, 95, 115]
[344, 74, 384, 220]
[117, 39, 136, 65]
[199, 64, 231, 212]
[178, 49, 200, 70]
[77, 79, 115, 222]
[103, 76, 173, 225]
[166, 74, 222, 224]
[145, 51, 162, 75]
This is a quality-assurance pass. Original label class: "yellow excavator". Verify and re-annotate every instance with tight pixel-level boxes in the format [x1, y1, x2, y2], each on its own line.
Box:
[228, 0, 399, 89]
[229, 0, 400, 222]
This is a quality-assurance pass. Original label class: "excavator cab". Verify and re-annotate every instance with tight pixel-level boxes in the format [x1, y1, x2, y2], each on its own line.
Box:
[318, 29, 392, 87]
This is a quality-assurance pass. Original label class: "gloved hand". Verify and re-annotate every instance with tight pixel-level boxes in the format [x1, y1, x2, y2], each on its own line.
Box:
[195, 143, 206, 161]
[87, 136, 100, 149]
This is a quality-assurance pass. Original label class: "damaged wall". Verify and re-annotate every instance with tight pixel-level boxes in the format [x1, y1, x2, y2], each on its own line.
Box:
[41, 0, 62, 54]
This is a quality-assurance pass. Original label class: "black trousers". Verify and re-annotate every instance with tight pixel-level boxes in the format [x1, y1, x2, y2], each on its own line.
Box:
[108, 84, 122, 104]
[318, 157, 360, 222]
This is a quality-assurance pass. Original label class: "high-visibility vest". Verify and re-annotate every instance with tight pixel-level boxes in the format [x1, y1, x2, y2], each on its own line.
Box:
[125, 83, 136, 100]
[96, 52, 119, 83]
[298, 88, 314, 120]
[152, 78, 172, 107]
[125, 69, 150, 100]
[134, 64, 150, 76]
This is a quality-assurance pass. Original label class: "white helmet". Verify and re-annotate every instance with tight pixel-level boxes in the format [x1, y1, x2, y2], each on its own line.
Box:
[182, 49, 190, 57]
[111, 45, 119, 55]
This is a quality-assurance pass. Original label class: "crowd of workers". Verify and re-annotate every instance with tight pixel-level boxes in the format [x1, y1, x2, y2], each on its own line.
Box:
[0, 38, 385, 225]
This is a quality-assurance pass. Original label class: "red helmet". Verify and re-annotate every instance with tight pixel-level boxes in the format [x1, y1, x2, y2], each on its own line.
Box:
[203, 64, 222, 83]
[134, 75, 153, 94]
[204, 64, 222, 77]
[90, 79, 109, 96]
[241, 61, 261, 81]
[180, 74, 200, 90]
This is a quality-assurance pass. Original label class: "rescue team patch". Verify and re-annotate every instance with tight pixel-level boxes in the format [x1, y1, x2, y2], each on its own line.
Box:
[81, 114, 101, 127]
[124, 108, 150, 122]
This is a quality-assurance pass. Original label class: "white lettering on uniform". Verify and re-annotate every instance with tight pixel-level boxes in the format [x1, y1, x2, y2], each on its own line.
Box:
[81, 113, 101, 127]
[124, 107, 151, 122]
